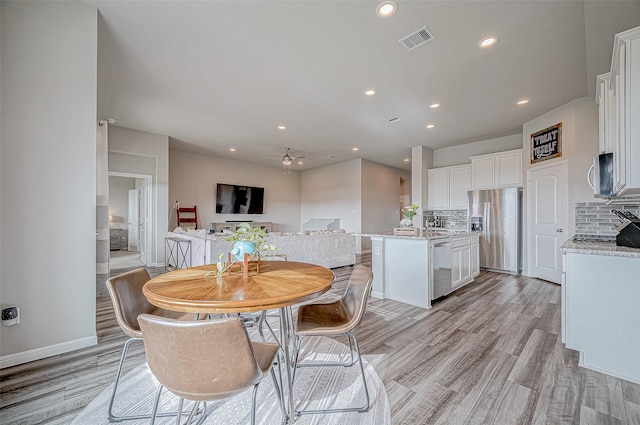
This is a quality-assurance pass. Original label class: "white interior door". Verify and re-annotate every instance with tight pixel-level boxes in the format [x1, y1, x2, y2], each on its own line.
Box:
[128, 189, 140, 251]
[528, 161, 567, 284]
[137, 179, 148, 264]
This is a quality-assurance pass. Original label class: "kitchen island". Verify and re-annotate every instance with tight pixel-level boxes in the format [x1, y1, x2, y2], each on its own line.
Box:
[561, 239, 640, 384]
[359, 230, 479, 309]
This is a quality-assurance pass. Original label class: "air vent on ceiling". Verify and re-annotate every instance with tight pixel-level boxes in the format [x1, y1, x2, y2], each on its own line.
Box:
[399, 26, 436, 51]
[385, 116, 400, 123]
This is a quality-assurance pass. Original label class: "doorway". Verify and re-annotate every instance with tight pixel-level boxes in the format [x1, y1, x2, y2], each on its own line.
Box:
[108, 172, 152, 271]
[527, 160, 568, 284]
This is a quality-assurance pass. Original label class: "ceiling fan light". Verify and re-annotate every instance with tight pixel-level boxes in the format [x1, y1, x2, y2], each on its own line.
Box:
[282, 156, 293, 166]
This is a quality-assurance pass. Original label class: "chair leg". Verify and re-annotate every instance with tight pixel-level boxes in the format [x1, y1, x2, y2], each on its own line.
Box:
[294, 332, 370, 416]
[175, 398, 184, 425]
[107, 337, 193, 422]
[270, 367, 286, 425]
[107, 337, 139, 422]
[149, 384, 164, 425]
[251, 384, 259, 425]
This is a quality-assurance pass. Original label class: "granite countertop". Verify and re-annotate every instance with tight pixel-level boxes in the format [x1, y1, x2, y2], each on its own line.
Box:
[560, 239, 640, 258]
[358, 230, 476, 241]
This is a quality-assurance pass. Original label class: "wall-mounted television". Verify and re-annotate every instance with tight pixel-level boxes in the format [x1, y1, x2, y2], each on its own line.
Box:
[216, 183, 264, 214]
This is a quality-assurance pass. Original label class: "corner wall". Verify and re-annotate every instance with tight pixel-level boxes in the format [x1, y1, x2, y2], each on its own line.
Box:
[1, 1, 98, 365]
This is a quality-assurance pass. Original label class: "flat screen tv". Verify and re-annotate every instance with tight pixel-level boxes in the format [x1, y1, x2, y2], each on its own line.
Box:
[216, 183, 264, 214]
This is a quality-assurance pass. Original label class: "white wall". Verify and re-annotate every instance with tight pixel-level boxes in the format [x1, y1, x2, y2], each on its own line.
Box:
[301, 160, 362, 233]
[170, 150, 302, 232]
[433, 134, 523, 168]
[521, 97, 599, 275]
[108, 126, 169, 266]
[0, 2, 97, 364]
[362, 160, 411, 233]
[109, 176, 135, 230]
[362, 160, 411, 251]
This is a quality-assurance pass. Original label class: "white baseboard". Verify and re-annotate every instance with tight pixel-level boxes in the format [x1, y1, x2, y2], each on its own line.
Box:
[371, 291, 384, 299]
[579, 353, 640, 385]
[0, 336, 97, 369]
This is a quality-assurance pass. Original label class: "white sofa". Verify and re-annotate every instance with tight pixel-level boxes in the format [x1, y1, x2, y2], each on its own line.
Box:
[167, 228, 356, 269]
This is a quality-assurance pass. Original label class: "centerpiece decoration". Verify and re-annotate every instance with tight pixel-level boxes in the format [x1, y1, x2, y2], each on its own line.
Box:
[205, 223, 279, 278]
[400, 204, 420, 227]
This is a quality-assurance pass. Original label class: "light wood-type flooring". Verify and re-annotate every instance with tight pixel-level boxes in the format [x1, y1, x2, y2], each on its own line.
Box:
[1, 256, 639, 425]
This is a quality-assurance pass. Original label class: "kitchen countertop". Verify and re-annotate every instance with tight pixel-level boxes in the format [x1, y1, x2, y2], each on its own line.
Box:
[358, 230, 476, 241]
[560, 239, 640, 258]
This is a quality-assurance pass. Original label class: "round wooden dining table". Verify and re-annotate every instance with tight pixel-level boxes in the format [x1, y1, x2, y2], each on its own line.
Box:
[143, 260, 336, 424]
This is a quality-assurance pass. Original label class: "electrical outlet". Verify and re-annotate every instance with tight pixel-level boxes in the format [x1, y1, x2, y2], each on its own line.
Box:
[2, 307, 20, 326]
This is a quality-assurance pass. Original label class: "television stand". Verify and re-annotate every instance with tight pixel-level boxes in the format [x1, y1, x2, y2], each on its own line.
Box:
[211, 222, 272, 233]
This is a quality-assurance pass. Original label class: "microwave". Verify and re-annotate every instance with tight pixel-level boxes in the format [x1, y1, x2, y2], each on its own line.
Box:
[591, 153, 614, 197]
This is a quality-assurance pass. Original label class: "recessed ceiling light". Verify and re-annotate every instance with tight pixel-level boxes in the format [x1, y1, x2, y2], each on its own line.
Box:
[376, 1, 397, 18]
[479, 36, 499, 49]
[426, 124, 435, 129]
[364, 89, 376, 96]
[352, 147, 359, 151]
[516, 98, 530, 105]
[430, 103, 440, 109]
[403, 158, 410, 162]
[277, 125, 286, 130]
[229, 148, 236, 152]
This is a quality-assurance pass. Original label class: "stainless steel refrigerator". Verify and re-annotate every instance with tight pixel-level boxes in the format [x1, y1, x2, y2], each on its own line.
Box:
[468, 187, 522, 274]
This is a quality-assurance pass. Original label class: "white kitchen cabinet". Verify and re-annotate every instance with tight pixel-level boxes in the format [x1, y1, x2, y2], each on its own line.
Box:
[470, 149, 523, 190]
[470, 234, 480, 277]
[451, 236, 472, 289]
[427, 168, 450, 210]
[596, 73, 616, 154]
[563, 252, 640, 383]
[595, 26, 640, 196]
[427, 164, 471, 210]
[470, 156, 495, 189]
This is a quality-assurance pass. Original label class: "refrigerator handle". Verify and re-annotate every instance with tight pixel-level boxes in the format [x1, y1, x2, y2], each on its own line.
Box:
[484, 202, 490, 243]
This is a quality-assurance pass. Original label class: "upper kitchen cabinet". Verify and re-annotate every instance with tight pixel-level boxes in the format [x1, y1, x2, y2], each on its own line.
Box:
[596, 26, 640, 196]
[470, 149, 523, 190]
[427, 164, 471, 210]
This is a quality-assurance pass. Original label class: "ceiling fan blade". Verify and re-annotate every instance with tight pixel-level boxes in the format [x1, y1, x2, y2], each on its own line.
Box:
[262, 156, 280, 159]
[293, 155, 307, 159]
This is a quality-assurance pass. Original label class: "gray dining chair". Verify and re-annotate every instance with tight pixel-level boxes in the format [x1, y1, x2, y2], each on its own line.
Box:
[105, 268, 195, 422]
[292, 264, 374, 416]
[138, 314, 285, 425]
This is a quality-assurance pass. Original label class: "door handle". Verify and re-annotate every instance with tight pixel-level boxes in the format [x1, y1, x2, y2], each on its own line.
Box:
[556, 229, 563, 233]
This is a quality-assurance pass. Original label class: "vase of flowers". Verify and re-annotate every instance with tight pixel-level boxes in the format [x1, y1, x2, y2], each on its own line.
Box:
[400, 204, 420, 227]
[225, 223, 269, 260]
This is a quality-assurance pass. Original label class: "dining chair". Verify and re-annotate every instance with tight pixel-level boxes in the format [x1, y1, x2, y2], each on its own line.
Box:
[138, 314, 285, 425]
[105, 268, 196, 422]
[292, 264, 374, 416]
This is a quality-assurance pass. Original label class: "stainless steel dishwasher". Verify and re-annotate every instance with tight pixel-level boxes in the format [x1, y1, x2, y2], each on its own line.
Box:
[431, 239, 452, 299]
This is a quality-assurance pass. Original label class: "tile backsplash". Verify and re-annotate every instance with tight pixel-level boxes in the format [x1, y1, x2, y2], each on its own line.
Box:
[424, 210, 468, 231]
[575, 201, 640, 236]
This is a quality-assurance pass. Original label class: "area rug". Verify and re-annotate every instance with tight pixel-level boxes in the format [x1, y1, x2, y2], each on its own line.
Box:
[71, 335, 390, 425]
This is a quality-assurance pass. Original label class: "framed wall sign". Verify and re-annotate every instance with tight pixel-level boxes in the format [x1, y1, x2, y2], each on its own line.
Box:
[530, 123, 562, 164]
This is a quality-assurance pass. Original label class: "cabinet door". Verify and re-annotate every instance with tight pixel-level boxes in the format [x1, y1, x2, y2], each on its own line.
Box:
[451, 246, 462, 287]
[449, 165, 471, 209]
[471, 156, 495, 189]
[460, 245, 471, 285]
[495, 150, 522, 187]
[428, 168, 450, 210]
[471, 242, 479, 276]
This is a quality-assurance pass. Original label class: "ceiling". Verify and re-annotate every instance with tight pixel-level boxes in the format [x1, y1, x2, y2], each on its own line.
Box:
[89, 0, 640, 171]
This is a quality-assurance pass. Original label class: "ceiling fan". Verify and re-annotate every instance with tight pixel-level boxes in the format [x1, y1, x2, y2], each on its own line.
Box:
[280, 147, 306, 165]
[264, 147, 306, 173]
